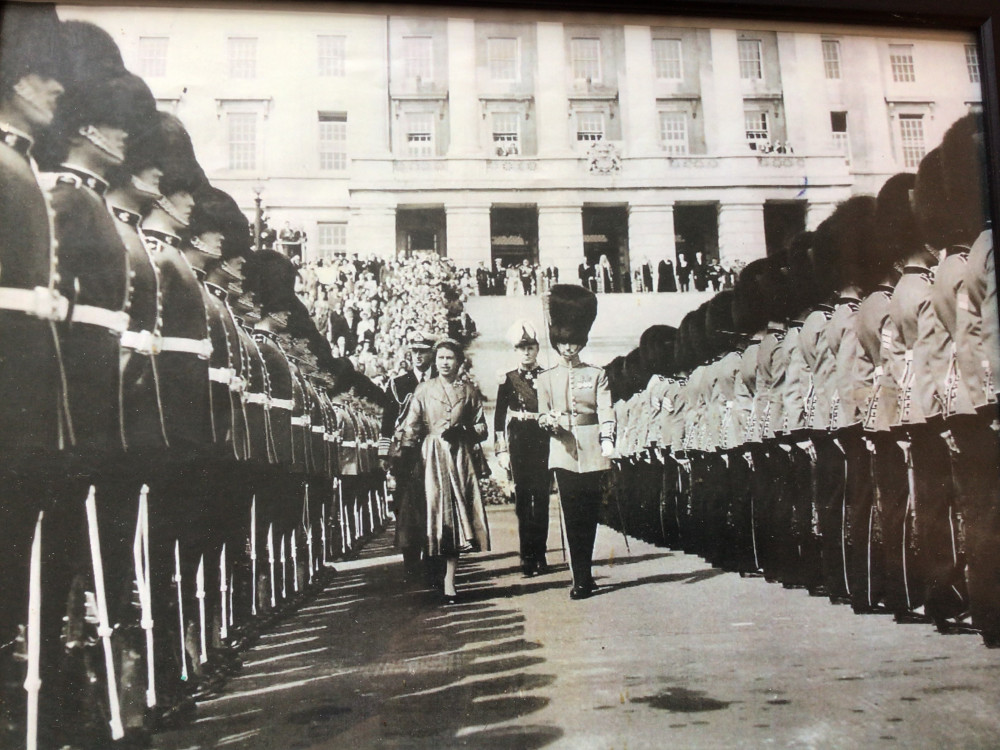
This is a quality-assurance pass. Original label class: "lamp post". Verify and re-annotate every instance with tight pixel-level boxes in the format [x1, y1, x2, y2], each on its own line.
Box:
[252, 182, 264, 253]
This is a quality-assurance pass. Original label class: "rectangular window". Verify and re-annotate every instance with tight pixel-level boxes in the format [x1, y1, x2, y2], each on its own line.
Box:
[403, 36, 432, 80]
[571, 37, 601, 81]
[658, 111, 688, 155]
[889, 44, 915, 83]
[491, 112, 520, 156]
[318, 112, 347, 170]
[317, 222, 347, 260]
[745, 109, 769, 147]
[652, 39, 682, 80]
[576, 111, 605, 142]
[488, 37, 518, 82]
[138, 36, 168, 78]
[965, 43, 981, 83]
[227, 112, 257, 170]
[317, 35, 346, 77]
[822, 39, 841, 79]
[228, 36, 257, 79]
[898, 114, 925, 168]
[738, 39, 763, 80]
[405, 112, 434, 156]
[830, 111, 849, 159]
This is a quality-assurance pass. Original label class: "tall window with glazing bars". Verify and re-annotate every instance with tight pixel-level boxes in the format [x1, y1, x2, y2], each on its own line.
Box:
[228, 36, 257, 78]
[319, 112, 347, 170]
[738, 39, 762, 80]
[652, 39, 682, 80]
[317, 35, 346, 77]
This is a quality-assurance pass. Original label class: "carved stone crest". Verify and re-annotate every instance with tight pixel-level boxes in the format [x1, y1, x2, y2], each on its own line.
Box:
[587, 141, 622, 174]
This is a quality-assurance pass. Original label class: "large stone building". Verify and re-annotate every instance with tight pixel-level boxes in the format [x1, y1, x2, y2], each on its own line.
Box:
[60, 4, 984, 283]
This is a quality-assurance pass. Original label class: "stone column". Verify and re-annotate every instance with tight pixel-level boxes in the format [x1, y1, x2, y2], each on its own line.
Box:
[628, 203, 676, 269]
[778, 32, 829, 157]
[537, 204, 584, 283]
[447, 18, 479, 157]
[535, 22, 571, 157]
[717, 201, 766, 266]
[348, 204, 397, 261]
[702, 29, 745, 156]
[622, 25, 658, 157]
[445, 205, 492, 268]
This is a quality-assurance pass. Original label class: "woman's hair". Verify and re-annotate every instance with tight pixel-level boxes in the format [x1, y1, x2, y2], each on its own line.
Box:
[434, 338, 465, 363]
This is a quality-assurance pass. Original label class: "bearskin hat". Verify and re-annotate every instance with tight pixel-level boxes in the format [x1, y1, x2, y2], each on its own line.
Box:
[810, 215, 843, 300]
[623, 348, 649, 401]
[733, 257, 771, 335]
[940, 112, 988, 245]
[547, 284, 597, 348]
[0, 3, 64, 98]
[756, 251, 798, 322]
[135, 112, 206, 197]
[639, 324, 677, 377]
[785, 231, 819, 314]
[825, 195, 877, 289]
[705, 290, 739, 354]
[604, 355, 629, 402]
[190, 186, 250, 262]
[673, 315, 693, 374]
[913, 148, 952, 251]
[686, 303, 711, 368]
[58, 20, 126, 90]
[242, 249, 299, 314]
[868, 172, 919, 291]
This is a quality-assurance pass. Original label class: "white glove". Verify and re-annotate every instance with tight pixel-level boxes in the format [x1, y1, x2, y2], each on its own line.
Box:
[497, 452, 511, 473]
[600, 439, 615, 458]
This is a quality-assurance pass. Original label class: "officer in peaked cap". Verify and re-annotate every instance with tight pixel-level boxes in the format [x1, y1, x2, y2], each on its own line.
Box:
[495, 319, 551, 577]
[380, 329, 436, 579]
[536, 285, 616, 600]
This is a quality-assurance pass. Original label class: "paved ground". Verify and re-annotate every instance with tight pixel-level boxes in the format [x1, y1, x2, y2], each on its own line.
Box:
[151, 503, 1000, 750]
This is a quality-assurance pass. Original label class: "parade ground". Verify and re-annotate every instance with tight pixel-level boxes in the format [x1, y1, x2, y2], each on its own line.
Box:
[149, 504, 1000, 750]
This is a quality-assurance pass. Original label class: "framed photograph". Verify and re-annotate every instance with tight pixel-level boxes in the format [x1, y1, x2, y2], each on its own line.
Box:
[1, 0, 998, 747]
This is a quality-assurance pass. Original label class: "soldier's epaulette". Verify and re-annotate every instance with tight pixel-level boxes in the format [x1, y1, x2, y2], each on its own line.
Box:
[204, 282, 228, 302]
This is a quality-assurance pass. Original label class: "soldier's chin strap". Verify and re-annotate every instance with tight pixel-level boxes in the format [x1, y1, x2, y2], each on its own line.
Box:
[156, 195, 190, 228]
[77, 125, 125, 162]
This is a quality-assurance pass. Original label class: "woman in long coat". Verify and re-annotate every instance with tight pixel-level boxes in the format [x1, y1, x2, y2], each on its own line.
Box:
[401, 339, 491, 600]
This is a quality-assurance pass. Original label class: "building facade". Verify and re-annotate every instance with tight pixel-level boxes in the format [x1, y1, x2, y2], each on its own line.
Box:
[60, 5, 984, 283]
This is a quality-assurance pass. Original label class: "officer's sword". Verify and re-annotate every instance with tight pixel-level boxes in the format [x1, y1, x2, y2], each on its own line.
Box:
[267, 524, 276, 608]
[219, 544, 228, 641]
[280, 533, 288, 600]
[84, 486, 125, 739]
[303, 485, 314, 584]
[173, 541, 188, 683]
[250, 497, 257, 616]
[195, 555, 207, 665]
[24, 512, 43, 750]
[291, 529, 299, 593]
[132, 485, 156, 707]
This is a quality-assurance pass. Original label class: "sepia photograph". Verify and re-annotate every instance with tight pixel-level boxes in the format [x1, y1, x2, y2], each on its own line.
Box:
[0, 0, 998, 747]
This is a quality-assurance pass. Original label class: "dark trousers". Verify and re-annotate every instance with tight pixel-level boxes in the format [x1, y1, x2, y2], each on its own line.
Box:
[840, 427, 881, 612]
[515, 482, 550, 565]
[872, 433, 921, 615]
[725, 450, 757, 574]
[554, 469, 604, 587]
[659, 458, 681, 550]
[910, 423, 967, 624]
[814, 434, 850, 600]
[947, 411, 1000, 638]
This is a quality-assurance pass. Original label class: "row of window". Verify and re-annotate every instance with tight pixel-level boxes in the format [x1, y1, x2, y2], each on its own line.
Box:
[224, 105, 924, 169]
[136, 33, 982, 85]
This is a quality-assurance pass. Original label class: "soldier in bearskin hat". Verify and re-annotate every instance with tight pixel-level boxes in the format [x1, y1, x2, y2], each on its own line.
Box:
[0, 3, 68, 743]
[495, 319, 551, 577]
[857, 172, 917, 620]
[536, 285, 615, 599]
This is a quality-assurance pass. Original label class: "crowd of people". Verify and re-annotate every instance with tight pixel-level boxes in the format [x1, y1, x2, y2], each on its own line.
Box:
[602, 112, 998, 650]
[291, 253, 479, 389]
[470, 255, 744, 296]
[0, 6, 392, 748]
